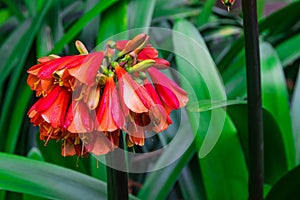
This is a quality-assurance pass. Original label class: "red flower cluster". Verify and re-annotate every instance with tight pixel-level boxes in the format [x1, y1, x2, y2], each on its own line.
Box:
[27, 34, 188, 157]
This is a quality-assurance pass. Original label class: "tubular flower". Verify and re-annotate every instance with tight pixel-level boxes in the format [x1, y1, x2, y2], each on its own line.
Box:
[147, 67, 188, 110]
[28, 86, 70, 143]
[96, 76, 125, 132]
[27, 34, 188, 157]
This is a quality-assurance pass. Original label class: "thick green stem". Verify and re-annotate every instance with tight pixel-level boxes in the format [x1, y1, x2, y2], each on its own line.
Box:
[105, 135, 129, 200]
[241, 1, 264, 199]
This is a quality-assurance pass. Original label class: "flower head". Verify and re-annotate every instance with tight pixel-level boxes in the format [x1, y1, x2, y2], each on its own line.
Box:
[27, 35, 188, 157]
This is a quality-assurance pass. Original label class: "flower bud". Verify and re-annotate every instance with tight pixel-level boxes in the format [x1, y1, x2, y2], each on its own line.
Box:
[126, 59, 155, 73]
[138, 72, 147, 80]
[96, 73, 107, 85]
[106, 40, 116, 49]
[118, 33, 149, 57]
[38, 54, 60, 63]
[75, 40, 89, 55]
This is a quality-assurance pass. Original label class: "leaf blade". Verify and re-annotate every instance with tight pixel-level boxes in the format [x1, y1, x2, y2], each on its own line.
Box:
[0, 152, 106, 200]
[50, 0, 118, 54]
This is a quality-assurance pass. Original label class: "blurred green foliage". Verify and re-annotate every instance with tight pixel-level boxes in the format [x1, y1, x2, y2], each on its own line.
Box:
[0, 0, 300, 199]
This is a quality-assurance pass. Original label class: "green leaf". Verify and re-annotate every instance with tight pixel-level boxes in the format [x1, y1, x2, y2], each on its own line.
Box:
[259, 2, 300, 36]
[291, 66, 300, 163]
[4, 86, 32, 153]
[24, 0, 45, 17]
[2, 0, 24, 21]
[0, 0, 53, 152]
[50, 0, 118, 54]
[90, 157, 107, 182]
[228, 104, 291, 185]
[259, 42, 295, 169]
[128, 0, 156, 30]
[257, 0, 265, 19]
[138, 116, 197, 200]
[27, 147, 44, 161]
[36, 21, 55, 57]
[178, 157, 206, 200]
[199, 115, 248, 200]
[264, 184, 272, 199]
[173, 18, 226, 156]
[36, 136, 90, 175]
[153, 6, 200, 22]
[0, 19, 31, 86]
[223, 42, 295, 183]
[266, 165, 300, 200]
[195, 0, 216, 26]
[79, 0, 101, 50]
[217, 2, 300, 71]
[173, 19, 248, 199]
[0, 152, 107, 200]
[276, 33, 300, 67]
[187, 99, 246, 112]
[0, 9, 11, 25]
[24, 148, 47, 200]
[96, 0, 128, 44]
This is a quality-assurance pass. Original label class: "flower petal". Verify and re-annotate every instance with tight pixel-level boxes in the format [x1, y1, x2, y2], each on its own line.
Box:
[91, 131, 119, 155]
[68, 52, 104, 85]
[65, 101, 94, 133]
[96, 76, 120, 132]
[148, 67, 188, 109]
[115, 65, 153, 113]
[138, 46, 158, 60]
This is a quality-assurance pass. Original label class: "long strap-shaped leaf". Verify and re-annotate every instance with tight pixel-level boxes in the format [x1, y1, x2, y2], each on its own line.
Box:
[0, 153, 106, 200]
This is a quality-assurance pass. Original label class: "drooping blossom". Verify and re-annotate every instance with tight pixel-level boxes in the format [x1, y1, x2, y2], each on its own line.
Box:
[28, 86, 70, 143]
[147, 67, 188, 110]
[27, 34, 189, 157]
[96, 76, 125, 132]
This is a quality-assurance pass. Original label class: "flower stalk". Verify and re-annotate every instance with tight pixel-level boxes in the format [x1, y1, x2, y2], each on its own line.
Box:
[105, 134, 128, 200]
[241, 0, 264, 199]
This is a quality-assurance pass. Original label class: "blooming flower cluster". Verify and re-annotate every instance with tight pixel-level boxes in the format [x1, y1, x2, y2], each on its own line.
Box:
[27, 34, 188, 157]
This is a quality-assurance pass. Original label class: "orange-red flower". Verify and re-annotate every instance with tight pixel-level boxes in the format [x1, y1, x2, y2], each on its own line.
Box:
[144, 78, 171, 131]
[96, 76, 125, 132]
[147, 67, 188, 110]
[114, 65, 172, 145]
[27, 35, 189, 157]
[28, 86, 70, 128]
[115, 64, 154, 113]
[65, 52, 104, 85]
[138, 46, 170, 69]
[90, 131, 120, 155]
[64, 100, 94, 133]
[28, 86, 71, 144]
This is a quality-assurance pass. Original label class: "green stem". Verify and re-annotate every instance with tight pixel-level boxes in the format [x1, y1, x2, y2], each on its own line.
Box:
[105, 134, 129, 200]
[241, 0, 264, 199]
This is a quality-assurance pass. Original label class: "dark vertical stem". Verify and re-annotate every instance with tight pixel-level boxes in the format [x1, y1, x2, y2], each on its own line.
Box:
[106, 135, 129, 200]
[241, 1, 264, 199]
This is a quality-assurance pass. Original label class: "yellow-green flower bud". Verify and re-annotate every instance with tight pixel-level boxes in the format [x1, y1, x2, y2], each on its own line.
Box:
[127, 59, 155, 73]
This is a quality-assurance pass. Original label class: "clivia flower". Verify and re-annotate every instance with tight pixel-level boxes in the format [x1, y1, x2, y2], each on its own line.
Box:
[27, 34, 189, 157]
[220, 0, 235, 11]
[28, 85, 70, 143]
[96, 75, 125, 132]
[147, 67, 189, 110]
